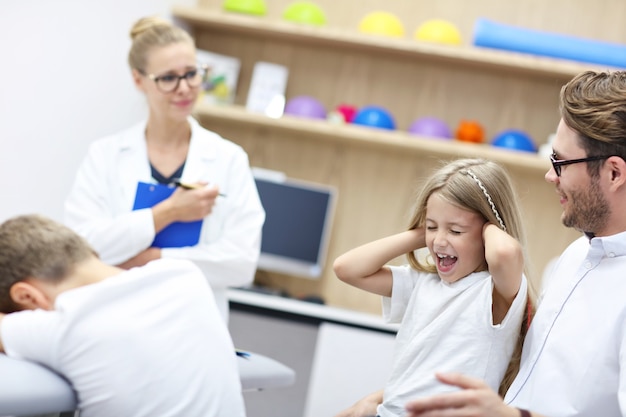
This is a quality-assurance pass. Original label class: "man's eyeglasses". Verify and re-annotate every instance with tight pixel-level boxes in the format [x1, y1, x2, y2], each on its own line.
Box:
[549, 153, 613, 177]
[140, 65, 209, 93]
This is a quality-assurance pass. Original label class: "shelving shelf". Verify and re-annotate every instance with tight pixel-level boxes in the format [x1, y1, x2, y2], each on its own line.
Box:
[194, 103, 550, 173]
[178, 2, 585, 313]
[173, 5, 597, 177]
[173, 6, 600, 80]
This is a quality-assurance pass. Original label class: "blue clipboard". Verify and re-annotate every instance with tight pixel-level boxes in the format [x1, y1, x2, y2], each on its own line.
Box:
[132, 182, 203, 248]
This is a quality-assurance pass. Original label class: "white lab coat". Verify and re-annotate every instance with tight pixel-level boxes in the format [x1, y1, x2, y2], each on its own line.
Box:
[64, 117, 265, 318]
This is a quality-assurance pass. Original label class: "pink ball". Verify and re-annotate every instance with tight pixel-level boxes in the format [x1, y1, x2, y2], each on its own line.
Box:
[408, 117, 453, 139]
[284, 96, 327, 119]
[335, 104, 358, 123]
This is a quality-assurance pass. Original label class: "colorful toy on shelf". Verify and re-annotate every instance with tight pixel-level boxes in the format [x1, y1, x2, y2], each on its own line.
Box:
[474, 18, 626, 68]
[358, 11, 405, 38]
[414, 19, 463, 45]
[352, 106, 396, 130]
[491, 129, 537, 153]
[222, 0, 267, 15]
[283, 1, 327, 26]
[408, 117, 453, 139]
[284, 95, 327, 119]
[335, 104, 358, 123]
[455, 120, 485, 143]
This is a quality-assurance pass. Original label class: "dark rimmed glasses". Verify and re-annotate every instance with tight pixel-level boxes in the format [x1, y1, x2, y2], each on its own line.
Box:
[549, 153, 613, 177]
[140, 65, 209, 93]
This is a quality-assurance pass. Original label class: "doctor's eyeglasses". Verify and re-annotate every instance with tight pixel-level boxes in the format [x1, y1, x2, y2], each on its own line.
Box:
[139, 65, 209, 93]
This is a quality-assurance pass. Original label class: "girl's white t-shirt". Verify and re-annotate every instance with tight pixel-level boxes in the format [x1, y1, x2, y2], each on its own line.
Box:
[377, 266, 527, 417]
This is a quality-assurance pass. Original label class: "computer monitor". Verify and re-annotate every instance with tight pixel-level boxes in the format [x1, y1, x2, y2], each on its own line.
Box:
[253, 168, 337, 279]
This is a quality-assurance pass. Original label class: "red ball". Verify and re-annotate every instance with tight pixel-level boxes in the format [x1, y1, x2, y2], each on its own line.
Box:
[456, 120, 485, 143]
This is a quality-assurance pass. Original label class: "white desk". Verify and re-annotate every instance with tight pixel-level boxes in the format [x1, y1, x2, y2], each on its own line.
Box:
[0, 351, 294, 416]
[228, 288, 399, 333]
[227, 288, 398, 417]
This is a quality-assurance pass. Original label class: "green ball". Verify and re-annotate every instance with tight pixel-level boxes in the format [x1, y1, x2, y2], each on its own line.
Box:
[283, 1, 327, 26]
[223, 0, 267, 16]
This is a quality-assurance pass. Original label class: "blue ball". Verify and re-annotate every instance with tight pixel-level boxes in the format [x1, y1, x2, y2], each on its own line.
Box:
[352, 106, 396, 130]
[491, 129, 536, 153]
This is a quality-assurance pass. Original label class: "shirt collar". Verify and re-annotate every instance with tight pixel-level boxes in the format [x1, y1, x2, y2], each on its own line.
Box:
[441, 270, 490, 289]
[588, 230, 626, 258]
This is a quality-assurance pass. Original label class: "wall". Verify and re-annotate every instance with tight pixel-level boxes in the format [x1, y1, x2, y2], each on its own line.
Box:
[0, 0, 193, 222]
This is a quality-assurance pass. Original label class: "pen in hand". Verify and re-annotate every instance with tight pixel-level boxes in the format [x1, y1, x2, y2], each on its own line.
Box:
[173, 180, 227, 197]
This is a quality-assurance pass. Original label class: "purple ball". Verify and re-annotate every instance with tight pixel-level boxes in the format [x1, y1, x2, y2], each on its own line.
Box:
[408, 117, 453, 139]
[284, 96, 327, 119]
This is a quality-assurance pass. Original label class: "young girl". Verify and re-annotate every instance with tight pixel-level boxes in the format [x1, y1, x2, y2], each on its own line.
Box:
[333, 158, 532, 417]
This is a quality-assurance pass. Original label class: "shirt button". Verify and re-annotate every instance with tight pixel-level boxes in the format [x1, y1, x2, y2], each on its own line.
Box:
[585, 262, 592, 269]
[609, 252, 616, 258]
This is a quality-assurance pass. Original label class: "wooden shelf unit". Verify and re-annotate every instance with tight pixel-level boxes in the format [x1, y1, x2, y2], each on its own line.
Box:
[176, 3, 590, 314]
[194, 103, 550, 171]
[173, 6, 599, 80]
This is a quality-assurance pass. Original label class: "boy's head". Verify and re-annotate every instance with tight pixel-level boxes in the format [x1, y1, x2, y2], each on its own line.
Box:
[0, 214, 96, 313]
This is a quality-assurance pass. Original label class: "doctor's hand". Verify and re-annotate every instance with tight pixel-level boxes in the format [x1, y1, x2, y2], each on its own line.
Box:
[170, 184, 220, 220]
[153, 185, 220, 231]
[404, 373, 518, 417]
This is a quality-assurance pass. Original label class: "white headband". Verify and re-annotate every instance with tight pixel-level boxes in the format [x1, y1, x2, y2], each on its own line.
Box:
[463, 169, 506, 231]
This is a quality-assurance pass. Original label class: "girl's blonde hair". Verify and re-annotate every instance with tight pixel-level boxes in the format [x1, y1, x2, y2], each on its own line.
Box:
[406, 158, 534, 395]
[406, 158, 526, 272]
[127, 16, 195, 71]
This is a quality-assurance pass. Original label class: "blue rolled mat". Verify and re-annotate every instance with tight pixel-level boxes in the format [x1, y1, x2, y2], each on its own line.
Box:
[473, 18, 626, 68]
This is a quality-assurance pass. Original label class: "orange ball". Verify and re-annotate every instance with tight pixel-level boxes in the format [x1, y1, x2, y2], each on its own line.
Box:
[456, 120, 485, 143]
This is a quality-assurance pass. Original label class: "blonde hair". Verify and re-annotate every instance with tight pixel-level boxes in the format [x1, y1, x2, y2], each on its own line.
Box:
[560, 70, 626, 177]
[0, 214, 96, 313]
[406, 158, 526, 272]
[405, 158, 535, 395]
[128, 16, 195, 71]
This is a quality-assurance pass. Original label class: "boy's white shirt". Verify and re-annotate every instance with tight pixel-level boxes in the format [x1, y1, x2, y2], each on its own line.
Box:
[0, 258, 245, 417]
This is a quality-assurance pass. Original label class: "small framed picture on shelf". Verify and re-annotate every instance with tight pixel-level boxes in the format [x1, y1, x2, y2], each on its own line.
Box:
[245, 61, 289, 118]
[196, 49, 241, 105]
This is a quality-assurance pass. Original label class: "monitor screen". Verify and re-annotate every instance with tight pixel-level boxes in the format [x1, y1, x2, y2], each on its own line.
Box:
[253, 168, 337, 279]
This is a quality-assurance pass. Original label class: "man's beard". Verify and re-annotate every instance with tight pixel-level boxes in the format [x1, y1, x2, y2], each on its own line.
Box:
[562, 177, 609, 234]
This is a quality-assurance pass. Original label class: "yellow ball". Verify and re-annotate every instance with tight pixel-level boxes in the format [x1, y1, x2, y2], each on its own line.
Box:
[212, 83, 230, 99]
[414, 19, 462, 45]
[358, 11, 405, 38]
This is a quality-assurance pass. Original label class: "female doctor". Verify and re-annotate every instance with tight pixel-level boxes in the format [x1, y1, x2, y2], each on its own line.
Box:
[64, 16, 265, 321]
